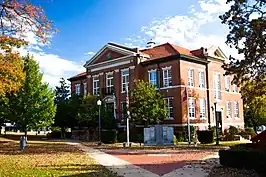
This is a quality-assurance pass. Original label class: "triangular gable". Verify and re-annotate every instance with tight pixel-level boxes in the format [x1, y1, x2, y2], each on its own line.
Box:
[206, 45, 228, 60]
[84, 43, 137, 67]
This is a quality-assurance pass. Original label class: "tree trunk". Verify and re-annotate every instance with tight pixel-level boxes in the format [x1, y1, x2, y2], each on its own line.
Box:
[24, 126, 27, 141]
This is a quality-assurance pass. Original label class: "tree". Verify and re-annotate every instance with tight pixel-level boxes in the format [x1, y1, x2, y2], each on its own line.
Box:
[0, 0, 56, 95]
[129, 80, 167, 126]
[220, 0, 266, 86]
[76, 94, 98, 129]
[53, 78, 76, 137]
[241, 78, 266, 131]
[1, 55, 56, 137]
[0, 36, 26, 95]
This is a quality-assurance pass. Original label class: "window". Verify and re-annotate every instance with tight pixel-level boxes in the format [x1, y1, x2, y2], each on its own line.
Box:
[200, 99, 206, 119]
[164, 98, 173, 119]
[163, 68, 172, 87]
[121, 69, 129, 92]
[121, 101, 127, 119]
[234, 101, 239, 118]
[199, 71, 205, 88]
[188, 97, 195, 119]
[233, 84, 238, 92]
[226, 101, 232, 118]
[188, 69, 194, 86]
[149, 70, 157, 87]
[93, 76, 100, 95]
[83, 82, 87, 96]
[214, 73, 221, 100]
[225, 76, 230, 91]
[106, 73, 114, 94]
[75, 84, 80, 95]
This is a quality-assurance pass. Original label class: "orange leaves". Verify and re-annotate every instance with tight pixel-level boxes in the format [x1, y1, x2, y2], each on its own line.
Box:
[0, 0, 57, 44]
[0, 36, 26, 95]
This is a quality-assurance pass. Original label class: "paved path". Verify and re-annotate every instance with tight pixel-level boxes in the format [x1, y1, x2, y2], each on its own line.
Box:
[68, 142, 219, 177]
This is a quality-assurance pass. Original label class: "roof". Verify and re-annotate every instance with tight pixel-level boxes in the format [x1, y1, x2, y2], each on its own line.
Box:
[68, 72, 87, 81]
[140, 43, 197, 60]
[108, 42, 138, 53]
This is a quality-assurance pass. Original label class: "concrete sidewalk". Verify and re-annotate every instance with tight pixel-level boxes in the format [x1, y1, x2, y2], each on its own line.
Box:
[68, 142, 219, 177]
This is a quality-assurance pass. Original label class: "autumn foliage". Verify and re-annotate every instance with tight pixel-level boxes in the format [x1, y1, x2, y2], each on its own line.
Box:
[0, 36, 26, 95]
[0, 0, 56, 95]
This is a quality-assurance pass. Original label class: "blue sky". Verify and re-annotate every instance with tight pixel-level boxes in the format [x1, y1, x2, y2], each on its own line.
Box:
[24, 0, 237, 87]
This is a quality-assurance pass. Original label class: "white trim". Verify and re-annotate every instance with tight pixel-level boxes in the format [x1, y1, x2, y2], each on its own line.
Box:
[85, 44, 137, 67]
[162, 66, 172, 70]
[87, 75, 91, 78]
[148, 69, 157, 73]
[99, 72, 104, 76]
[106, 71, 113, 75]
[129, 66, 135, 69]
[115, 69, 119, 72]
[92, 74, 99, 78]
[90, 60, 131, 72]
[87, 55, 133, 68]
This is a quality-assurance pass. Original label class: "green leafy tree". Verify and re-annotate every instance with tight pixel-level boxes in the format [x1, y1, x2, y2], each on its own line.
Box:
[53, 78, 76, 137]
[241, 78, 266, 131]
[220, 0, 266, 86]
[0, 55, 56, 137]
[129, 80, 167, 126]
[76, 94, 98, 129]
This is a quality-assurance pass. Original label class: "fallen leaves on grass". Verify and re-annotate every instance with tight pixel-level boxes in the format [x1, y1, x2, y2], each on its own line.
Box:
[0, 140, 117, 177]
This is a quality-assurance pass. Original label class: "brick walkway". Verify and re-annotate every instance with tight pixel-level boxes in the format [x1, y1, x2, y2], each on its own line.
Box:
[102, 149, 214, 176]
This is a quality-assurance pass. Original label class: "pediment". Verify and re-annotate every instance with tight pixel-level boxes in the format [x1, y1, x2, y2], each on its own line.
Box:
[206, 46, 228, 60]
[84, 43, 137, 67]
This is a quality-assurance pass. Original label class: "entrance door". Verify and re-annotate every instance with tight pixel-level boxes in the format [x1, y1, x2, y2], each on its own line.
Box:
[215, 111, 223, 134]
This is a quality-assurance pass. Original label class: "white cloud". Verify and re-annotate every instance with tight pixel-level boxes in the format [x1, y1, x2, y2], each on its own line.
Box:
[126, 0, 242, 59]
[85, 51, 95, 55]
[17, 31, 84, 88]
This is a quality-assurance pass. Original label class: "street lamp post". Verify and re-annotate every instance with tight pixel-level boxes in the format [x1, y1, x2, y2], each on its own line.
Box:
[97, 99, 102, 146]
[214, 102, 219, 145]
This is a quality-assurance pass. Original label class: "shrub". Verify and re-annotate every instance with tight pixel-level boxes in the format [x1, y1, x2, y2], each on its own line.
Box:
[117, 132, 127, 143]
[240, 128, 257, 139]
[219, 148, 266, 173]
[197, 130, 214, 144]
[229, 126, 239, 135]
[47, 126, 61, 139]
[174, 128, 186, 142]
[101, 130, 117, 144]
[65, 132, 72, 139]
[136, 134, 144, 143]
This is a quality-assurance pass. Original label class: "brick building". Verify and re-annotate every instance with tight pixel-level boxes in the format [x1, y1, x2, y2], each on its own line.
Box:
[68, 42, 244, 131]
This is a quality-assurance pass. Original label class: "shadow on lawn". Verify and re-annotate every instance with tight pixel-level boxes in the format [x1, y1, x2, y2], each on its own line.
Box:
[1, 134, 47, 141]
[0, 141, 83, 155]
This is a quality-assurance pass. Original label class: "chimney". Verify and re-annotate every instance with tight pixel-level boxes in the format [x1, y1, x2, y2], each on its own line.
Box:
[146, 39, 155, 48]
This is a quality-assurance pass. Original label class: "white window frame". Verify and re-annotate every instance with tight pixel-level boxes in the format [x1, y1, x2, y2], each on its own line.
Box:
[106, 72, 114, 93]
[226, 101, 232, 118]
[214, 72, 221, 100]
[83, 82, 87, 96]
[121, 68, 129, 93]
[234, 101, 239, 118]
[164, 97, 174, 119]
[162, 67, 172, 87]
[233, 84, 238, 92]
[188, 69, 194, 87]
[93, 76, 100, 95]
[200, 98, 206, 119]
[198, 71, 205, 88]
[148, 69, 157, 87]
[225, 76, 230, 92]
[75, 84, 80, 95]
[188, 97, 196, 119]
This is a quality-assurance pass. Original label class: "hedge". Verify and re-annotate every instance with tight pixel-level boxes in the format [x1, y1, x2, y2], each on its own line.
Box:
[101, 130, 117, 144]
[219, 149, 266, 173]
[197, 130, 214, 144]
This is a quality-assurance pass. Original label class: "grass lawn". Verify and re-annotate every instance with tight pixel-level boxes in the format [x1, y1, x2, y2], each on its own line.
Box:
[0, 137, 117, 177]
